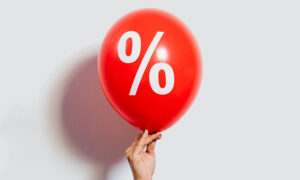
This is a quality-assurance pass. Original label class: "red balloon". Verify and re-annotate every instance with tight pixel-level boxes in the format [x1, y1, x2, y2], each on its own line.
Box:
[98, 9, 202, 133]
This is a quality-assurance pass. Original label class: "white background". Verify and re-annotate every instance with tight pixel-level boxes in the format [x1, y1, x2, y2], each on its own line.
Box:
[0, 0, 299, 180]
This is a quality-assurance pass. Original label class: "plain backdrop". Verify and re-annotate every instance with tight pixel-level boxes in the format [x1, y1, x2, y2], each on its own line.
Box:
[0, 0, 299, 180]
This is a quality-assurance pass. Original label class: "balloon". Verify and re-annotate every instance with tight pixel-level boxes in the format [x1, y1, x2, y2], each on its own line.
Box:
[98, 9, 202, 133]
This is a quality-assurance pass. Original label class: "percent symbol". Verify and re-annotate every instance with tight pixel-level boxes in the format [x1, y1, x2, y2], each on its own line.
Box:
[118, 31, 175, 96]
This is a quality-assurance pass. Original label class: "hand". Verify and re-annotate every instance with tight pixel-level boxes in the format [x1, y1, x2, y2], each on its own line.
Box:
[125, 130, 162, 180]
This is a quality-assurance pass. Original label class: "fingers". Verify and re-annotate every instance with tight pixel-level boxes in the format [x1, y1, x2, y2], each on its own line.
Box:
[146, 134, 162, 154]
[126, 132, 142, 155]
[126, 133, 141, 162]
[126, 130, 162, 160]
[132, 133, 143, 146]
[134, 130, 161, 153]
[133, 130, 149, 153]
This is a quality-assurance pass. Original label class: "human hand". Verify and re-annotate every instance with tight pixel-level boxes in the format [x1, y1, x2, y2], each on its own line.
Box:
[125, 130, 162, 180]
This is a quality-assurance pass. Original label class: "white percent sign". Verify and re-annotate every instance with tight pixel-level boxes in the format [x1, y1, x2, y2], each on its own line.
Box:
[118, 31, 175, 96]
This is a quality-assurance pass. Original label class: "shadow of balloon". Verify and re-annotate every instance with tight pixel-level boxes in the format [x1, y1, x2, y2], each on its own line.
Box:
[60, 54, 138, 180]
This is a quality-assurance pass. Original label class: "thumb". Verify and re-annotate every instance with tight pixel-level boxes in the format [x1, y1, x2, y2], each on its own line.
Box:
[146, 140, 157, 154]
[146, 134, 162, 154]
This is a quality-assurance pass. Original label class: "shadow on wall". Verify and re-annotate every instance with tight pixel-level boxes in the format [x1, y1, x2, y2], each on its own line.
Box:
[60, 54, 138, 180]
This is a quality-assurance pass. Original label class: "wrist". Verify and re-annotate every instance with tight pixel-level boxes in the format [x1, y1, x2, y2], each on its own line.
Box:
[135, 176, 152, 180]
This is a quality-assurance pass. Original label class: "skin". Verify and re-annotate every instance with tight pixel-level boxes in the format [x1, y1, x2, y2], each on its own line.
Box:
[125, 130, 162, 180]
